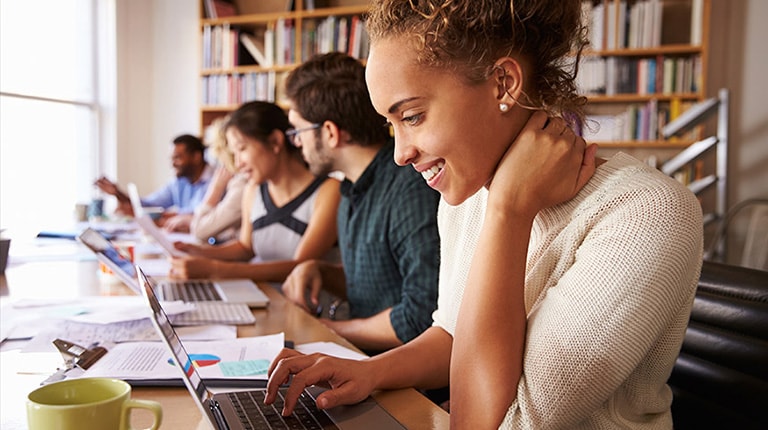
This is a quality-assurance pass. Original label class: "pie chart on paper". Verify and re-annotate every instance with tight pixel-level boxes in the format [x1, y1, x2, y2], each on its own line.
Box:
[190, 353, 221, 367]
[168, 353, 221, 368]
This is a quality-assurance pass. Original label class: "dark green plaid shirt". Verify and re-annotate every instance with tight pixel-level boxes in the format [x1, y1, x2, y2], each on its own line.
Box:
[338, 142, 440, 343]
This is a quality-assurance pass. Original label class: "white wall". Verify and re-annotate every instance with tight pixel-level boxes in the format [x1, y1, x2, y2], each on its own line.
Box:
[706, 0, 768, 264]
[709, 0, 768, 203]
[731, 0, 768, 202]
[115, 0, 198, 196]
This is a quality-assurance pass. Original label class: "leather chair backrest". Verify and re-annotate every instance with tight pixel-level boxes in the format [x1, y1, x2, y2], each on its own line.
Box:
[668, 261, 768, 429]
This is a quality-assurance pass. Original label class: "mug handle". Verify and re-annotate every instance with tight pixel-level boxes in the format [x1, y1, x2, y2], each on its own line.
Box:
[120, 399, 163, 430]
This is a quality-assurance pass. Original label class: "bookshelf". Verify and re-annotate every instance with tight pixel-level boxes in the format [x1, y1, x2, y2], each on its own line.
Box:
[579, 0, 710, 148]
[199, 0, 370, 132]
[579, 0, 725, 227]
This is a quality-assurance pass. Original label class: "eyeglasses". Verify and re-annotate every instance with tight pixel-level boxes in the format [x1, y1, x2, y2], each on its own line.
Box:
[285, 123, 321, 146]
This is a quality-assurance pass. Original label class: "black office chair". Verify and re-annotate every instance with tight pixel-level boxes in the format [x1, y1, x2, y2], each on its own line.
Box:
[667, 261, 768, 429]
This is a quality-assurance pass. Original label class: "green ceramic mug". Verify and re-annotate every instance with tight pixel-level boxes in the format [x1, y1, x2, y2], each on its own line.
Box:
[26, 377, 162, 430]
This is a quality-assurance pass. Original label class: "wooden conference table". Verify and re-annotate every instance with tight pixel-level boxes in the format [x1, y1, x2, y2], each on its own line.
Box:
[0, 247, 449, 429]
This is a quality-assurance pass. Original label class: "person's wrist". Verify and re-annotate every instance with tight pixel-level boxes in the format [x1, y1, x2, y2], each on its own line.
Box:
[484, 201, 537, 231]
[366, 354, 391, 390]
[485, 189, 539, 221]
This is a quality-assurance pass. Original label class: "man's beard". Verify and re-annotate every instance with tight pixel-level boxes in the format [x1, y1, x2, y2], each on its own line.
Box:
[306, 138, 334, 177]
[175, 165, 192, 179]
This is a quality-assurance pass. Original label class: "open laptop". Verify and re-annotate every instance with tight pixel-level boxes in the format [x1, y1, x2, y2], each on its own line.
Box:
[127, 182, 145, 217]
[138, 266, 406, 430]
[77, 227, 269, 308]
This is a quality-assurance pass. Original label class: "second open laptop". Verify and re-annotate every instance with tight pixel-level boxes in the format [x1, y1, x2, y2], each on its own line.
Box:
[126, 182, 145, 218]
[138, 266, 406, 430]
[77, 227, 269, 309]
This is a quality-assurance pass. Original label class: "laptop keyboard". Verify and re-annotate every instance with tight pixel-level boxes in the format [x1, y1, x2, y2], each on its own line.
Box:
[160, 280, 223, 301]
[228, 388, 339, 430]
[170, 302, 255, 325]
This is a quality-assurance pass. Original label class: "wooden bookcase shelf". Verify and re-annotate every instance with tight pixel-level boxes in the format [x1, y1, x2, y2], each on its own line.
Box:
[587, 44, 703, 57]
[593, 139, 695, 149]
[201, 5, 368, 26]
[580, 0, 725, 227]
[579, 0, 710, 148]
[199, 0, 371, 130]
[587, 93, 702, 104]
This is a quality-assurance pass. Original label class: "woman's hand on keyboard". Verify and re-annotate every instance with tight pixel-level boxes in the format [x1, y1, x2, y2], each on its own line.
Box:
[265, 348, 375, 416]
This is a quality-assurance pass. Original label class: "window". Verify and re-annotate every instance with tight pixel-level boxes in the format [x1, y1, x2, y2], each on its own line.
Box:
[0, 0, 115, 236]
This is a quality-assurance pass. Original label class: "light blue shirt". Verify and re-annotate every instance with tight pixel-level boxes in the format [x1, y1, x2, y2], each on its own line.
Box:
[141, 164, 214, 214]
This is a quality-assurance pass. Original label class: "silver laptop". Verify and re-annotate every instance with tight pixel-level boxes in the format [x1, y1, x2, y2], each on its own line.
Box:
[127, 182, 145, 217]
[138, 266, 406, 430]
[77, 227, 269, 308]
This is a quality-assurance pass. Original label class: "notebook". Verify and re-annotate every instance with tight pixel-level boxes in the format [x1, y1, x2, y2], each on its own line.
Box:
[139, 266, 406, 430]
[77, 227, 269, 309]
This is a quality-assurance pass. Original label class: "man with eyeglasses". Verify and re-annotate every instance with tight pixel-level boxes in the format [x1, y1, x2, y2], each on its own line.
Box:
[280, 52, 441, 356]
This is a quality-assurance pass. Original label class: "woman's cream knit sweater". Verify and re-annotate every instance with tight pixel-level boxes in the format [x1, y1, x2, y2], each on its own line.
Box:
[434, 153, 703, 429]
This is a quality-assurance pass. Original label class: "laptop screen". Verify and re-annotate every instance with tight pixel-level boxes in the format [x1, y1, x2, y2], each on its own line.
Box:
[139, 266, 210, 404]
[127, 182, 144, 217]
[78, 228, 137, 280]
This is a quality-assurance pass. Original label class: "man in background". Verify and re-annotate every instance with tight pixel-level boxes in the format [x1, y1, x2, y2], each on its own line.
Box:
[280, 52, 441, 355]
[95, 134, 213, 232]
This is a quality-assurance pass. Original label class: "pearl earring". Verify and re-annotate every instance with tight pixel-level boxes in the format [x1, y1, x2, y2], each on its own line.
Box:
[499, 103, 510, 113]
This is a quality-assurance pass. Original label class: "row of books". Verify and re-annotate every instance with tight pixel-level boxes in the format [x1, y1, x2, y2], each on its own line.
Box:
[201, 73, 277, 107]
[578, 55, 701, 96]
[582, 0, 704, 50]
[583, 0, 661, 50]
[203, 0, 236, 19]
[202, 16, 369, 71]
[203, 24, 241, 70]
[300, 15, 369, 63]
[581, 98, 697, 142]
[202, 21, 287, 70]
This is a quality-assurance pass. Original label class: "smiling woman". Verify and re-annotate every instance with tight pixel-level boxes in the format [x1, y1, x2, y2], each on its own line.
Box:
[0, 0, 114, 237]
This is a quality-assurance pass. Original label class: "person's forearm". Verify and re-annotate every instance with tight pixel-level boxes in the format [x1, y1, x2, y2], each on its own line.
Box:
[113, 189, 130, 202]
[190, 207, 218, 240]
[367, 326, 452, 391]
[191, 205, 239, 241]
[192, 240, 253, 261]
[202, 183, 228, 208]
[212, 259, 301, 283]
[201, 167, 233, 207]
[325, 309, 401, 352]
[451, 209, 531, 429]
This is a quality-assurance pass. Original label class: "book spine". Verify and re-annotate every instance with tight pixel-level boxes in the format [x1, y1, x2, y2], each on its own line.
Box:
[202, 25, 212, 70]
[690, 0, 703, 45]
